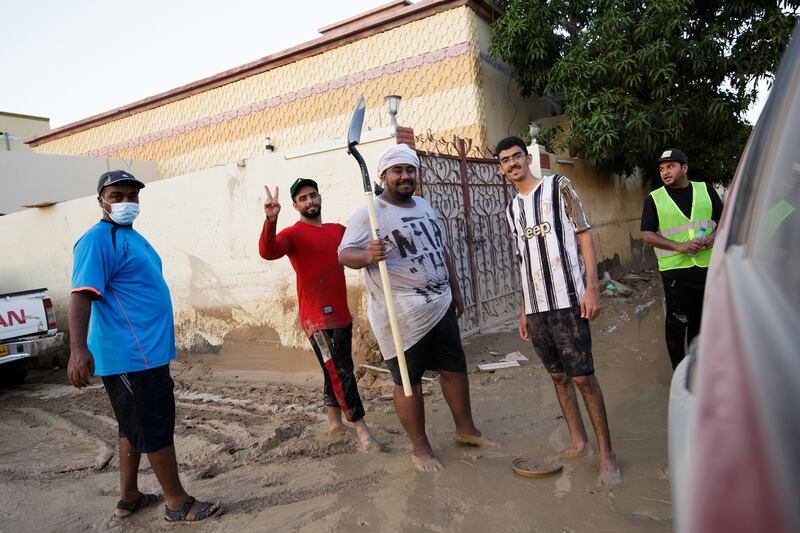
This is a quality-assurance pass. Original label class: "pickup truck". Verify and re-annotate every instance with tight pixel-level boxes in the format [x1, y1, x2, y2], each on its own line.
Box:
[0, 288, 66, 386]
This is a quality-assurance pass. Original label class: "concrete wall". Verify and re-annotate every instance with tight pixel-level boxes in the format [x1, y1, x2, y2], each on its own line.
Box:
[0, 134, 395, 354]
[473, 17, 553, 148]
[537, 117, 654, 275]
[0, 151, 156, 215]
[0, 112, 50, 152]
[547, 159, 653, 276]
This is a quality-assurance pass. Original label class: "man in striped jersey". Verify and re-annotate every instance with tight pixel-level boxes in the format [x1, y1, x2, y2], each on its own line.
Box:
[496, 136, 621, 485]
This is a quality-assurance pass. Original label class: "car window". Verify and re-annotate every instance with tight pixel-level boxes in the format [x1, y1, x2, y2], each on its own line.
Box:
[749, 64, 800, 313]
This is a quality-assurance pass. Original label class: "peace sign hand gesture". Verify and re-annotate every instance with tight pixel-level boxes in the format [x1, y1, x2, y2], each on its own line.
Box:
[264, 185, 281, 221]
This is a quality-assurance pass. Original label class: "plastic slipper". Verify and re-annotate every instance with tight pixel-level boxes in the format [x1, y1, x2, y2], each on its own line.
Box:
[114, 492, 162, 519]
[453, 434, 498, 448]
[164, 495, 221, 523]
[511, 458, 563, 478]
[359, 436, 382, 453]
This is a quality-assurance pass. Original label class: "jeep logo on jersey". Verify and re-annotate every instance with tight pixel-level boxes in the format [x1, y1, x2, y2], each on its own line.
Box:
[524, 222, 552, 239]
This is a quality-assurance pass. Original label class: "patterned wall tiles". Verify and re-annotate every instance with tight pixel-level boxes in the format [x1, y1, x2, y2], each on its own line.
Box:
[34, 6, 491, 176]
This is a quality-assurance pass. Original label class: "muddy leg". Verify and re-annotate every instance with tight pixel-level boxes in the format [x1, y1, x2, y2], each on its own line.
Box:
[550, 372, 592, 457]
[327, 406, 345, 434]
[394, 383, 441, 470]
[438, 369, 480, 436]
[573, 374, 621, 484]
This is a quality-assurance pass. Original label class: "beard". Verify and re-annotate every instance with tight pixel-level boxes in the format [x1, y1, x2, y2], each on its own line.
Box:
[300, 204, 321, 218]
[393, 180, 416, 199]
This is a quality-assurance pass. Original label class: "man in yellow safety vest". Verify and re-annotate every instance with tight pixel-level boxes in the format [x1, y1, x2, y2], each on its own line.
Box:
[640, 149, 724, 369]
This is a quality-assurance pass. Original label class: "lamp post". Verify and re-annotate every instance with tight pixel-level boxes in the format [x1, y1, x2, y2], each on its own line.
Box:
[384, 95, 401, 131]
[528, 123, 542, 178]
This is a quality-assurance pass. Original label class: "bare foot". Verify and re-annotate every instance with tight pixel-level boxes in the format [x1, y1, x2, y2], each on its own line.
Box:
[453, 433, 497, 448]
[599, 456, 622, 486]
[599, 465, 623, 486]
[411, 453, 444, 472]
[328, 425, 347, 437]
[558, 442, 594, 459]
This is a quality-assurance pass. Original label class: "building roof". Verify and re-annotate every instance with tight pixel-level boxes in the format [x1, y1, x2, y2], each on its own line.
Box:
[28, 0, 500, 147]
[1, 111, 50, 122]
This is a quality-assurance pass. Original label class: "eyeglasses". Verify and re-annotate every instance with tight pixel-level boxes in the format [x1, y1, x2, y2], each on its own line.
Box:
[499, 152, 527, 167]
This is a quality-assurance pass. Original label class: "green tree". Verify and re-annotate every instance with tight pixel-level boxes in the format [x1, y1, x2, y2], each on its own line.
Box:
[490, 0, 799, 184]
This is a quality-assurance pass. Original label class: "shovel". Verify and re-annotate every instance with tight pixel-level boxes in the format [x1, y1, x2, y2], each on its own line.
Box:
[346, 95, 412, 397]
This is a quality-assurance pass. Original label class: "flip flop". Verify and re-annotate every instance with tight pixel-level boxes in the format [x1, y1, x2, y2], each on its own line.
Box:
[114, 492, 162, 519]
[511, 458, 563, 478]
[453, 434, 498, 448]
[359, 436, 382, 453]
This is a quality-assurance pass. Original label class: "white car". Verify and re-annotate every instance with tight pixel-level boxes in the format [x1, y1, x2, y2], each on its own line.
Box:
[0, 288, 65, 385]
[668, 25, 800, 533]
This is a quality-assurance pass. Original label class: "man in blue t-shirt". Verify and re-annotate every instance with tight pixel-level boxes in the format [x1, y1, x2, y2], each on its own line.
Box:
[68, 170, 221, 523]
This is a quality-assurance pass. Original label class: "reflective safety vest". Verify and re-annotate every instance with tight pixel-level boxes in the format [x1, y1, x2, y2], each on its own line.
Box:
[651, 181, 717, 271]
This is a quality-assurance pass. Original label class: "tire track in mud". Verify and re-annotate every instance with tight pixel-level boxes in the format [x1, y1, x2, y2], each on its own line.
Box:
[225, 471, 386, 516]
[0, 369, 370, 487]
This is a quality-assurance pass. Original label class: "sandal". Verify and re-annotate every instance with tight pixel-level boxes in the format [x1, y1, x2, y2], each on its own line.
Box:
[114, 492, 162, 519]
[164, 495, 221, 523]
[359, 436, 382, 453]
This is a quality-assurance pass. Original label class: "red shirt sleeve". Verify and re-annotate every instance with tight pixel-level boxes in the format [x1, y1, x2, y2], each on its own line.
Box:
[258, 218, 294, 260]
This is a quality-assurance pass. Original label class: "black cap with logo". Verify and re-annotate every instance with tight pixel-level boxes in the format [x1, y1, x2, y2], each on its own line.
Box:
[97, 170, 146, 194]
[289, 178, 318, 200]
[656, 148, 688, 165]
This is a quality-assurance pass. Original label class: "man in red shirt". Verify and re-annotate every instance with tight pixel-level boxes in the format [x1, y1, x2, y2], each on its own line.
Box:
[259, 178, 377, 450]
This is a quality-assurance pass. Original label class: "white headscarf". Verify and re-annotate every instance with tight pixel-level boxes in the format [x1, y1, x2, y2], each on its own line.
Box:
[377, 143, 420, 180]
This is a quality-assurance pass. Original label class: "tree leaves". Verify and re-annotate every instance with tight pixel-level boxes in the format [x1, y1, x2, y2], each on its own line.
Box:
[490, 0, 799, 183]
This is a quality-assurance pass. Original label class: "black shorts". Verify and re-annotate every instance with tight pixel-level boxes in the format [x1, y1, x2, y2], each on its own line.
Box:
[527, 306, 594, 377]
[102, 364, 176, 453]
[386, 307, 467, 385]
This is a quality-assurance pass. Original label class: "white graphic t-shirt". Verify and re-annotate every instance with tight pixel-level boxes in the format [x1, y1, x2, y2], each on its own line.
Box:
[339, 196, 452, 360]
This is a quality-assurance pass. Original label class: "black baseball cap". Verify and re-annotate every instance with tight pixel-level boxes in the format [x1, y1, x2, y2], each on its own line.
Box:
[657, 148, 688, 165]
[289, 178, 318, 200]
[97, 170, 145, 194]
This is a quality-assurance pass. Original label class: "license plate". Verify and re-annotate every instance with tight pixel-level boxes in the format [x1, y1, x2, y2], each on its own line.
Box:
[0, 345, 8, 357]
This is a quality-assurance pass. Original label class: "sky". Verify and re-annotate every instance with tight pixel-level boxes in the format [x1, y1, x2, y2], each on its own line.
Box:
[2, 0, 388, 127]
[2, 0, 769, 129]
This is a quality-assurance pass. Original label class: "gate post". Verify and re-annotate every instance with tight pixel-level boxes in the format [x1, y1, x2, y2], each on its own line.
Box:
[455, 137, 481, 318]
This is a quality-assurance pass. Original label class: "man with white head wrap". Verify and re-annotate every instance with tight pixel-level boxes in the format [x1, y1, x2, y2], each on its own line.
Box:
[339, 144, 494, 472]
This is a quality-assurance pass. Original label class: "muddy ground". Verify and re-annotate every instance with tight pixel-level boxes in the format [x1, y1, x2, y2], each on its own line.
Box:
[0, 272, 674, 532]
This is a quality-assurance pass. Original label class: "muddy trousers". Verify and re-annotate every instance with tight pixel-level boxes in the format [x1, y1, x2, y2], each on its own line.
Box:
[308, 324, 365, 423]
[662, 277, 705, 370]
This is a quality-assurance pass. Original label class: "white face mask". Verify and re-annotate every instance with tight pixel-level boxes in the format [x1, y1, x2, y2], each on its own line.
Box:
[103, 201, 140, 225]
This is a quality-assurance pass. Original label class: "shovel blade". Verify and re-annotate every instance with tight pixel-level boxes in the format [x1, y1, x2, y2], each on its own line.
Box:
[347, 95, 366, 147]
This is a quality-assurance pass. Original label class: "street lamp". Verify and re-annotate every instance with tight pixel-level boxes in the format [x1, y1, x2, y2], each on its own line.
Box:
[384, 95, 401, 129]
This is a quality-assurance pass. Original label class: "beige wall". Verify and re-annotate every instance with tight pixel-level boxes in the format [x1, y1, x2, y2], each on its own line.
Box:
[0, 151, 156, 215]
[536, 117, 653, 274]
[548, 159, 652, 275]
[474, 18, 553, 148]
[0, 133, 395, 354]
[0, 112, 50, 152]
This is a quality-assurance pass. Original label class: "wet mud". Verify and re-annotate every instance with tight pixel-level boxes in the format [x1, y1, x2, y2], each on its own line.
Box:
[0, 271, 673, 532]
